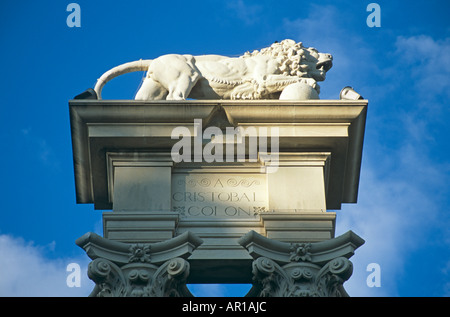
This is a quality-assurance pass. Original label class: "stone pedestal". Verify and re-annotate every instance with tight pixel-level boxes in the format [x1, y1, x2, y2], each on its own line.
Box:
[69, 99, 367, 294]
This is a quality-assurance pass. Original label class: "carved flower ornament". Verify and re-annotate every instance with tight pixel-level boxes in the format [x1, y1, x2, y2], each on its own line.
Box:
[289, 243, 312, 262]
[129, 244, 151, 263]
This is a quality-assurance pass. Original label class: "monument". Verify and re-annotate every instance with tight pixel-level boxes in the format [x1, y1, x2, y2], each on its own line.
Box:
[70, 40, 367, 297]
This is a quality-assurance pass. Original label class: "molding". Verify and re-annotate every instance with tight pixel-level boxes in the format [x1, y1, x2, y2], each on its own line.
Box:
[238, 230, 364, 265]
[102, 212, 180, 243]
[76, 231, 203, 265]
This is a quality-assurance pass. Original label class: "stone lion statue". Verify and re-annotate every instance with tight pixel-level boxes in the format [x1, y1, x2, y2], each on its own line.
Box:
[94, 39, 333, 101]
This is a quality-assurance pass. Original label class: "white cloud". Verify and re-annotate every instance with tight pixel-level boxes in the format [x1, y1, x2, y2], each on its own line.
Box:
[443, 261, 450, 296]
[20, 127, 61, 170]
[394, 35, 450, 123]
[336, 161, 439, 296]
[0, 234, 93, 296]
[395, 35, 450, 77]
[226, 0, 262, 25]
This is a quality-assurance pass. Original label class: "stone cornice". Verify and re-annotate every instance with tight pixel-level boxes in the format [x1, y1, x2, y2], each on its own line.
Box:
[238, 230, 365, 265]
[76, 231, 203, 265]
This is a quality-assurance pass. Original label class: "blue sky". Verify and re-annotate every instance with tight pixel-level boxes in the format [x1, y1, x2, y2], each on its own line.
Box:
[0, 0, 449, 297]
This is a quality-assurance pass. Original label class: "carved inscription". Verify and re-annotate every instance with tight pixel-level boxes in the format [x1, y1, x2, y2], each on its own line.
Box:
[172, 174, 268, 218]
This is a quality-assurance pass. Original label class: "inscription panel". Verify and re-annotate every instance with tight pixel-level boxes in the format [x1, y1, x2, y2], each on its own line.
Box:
[171, 173, 268, 218]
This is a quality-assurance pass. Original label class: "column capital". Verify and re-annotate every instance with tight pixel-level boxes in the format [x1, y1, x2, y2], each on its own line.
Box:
[239, 230, 364, 296]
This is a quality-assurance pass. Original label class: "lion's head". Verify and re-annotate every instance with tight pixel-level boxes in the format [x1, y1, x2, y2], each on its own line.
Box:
[243, 39, 333, 82]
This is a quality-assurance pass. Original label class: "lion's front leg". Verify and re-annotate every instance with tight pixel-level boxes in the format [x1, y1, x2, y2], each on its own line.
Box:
[230, 80, 264, 100]
[263, 75, 318, 94]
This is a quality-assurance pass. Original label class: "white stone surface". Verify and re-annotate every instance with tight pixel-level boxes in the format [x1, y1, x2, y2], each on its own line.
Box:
[279, 82, 320, 100]
[93, 39, 332, 101]
[263, 153, 330, 211]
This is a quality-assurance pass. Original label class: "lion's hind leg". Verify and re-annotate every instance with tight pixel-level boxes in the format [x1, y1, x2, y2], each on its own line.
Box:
[135, 77, 168, 100]
[166, 73, 199, 100]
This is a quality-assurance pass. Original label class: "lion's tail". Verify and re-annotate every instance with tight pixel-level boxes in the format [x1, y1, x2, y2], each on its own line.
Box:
[94, 59, 153, 100]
